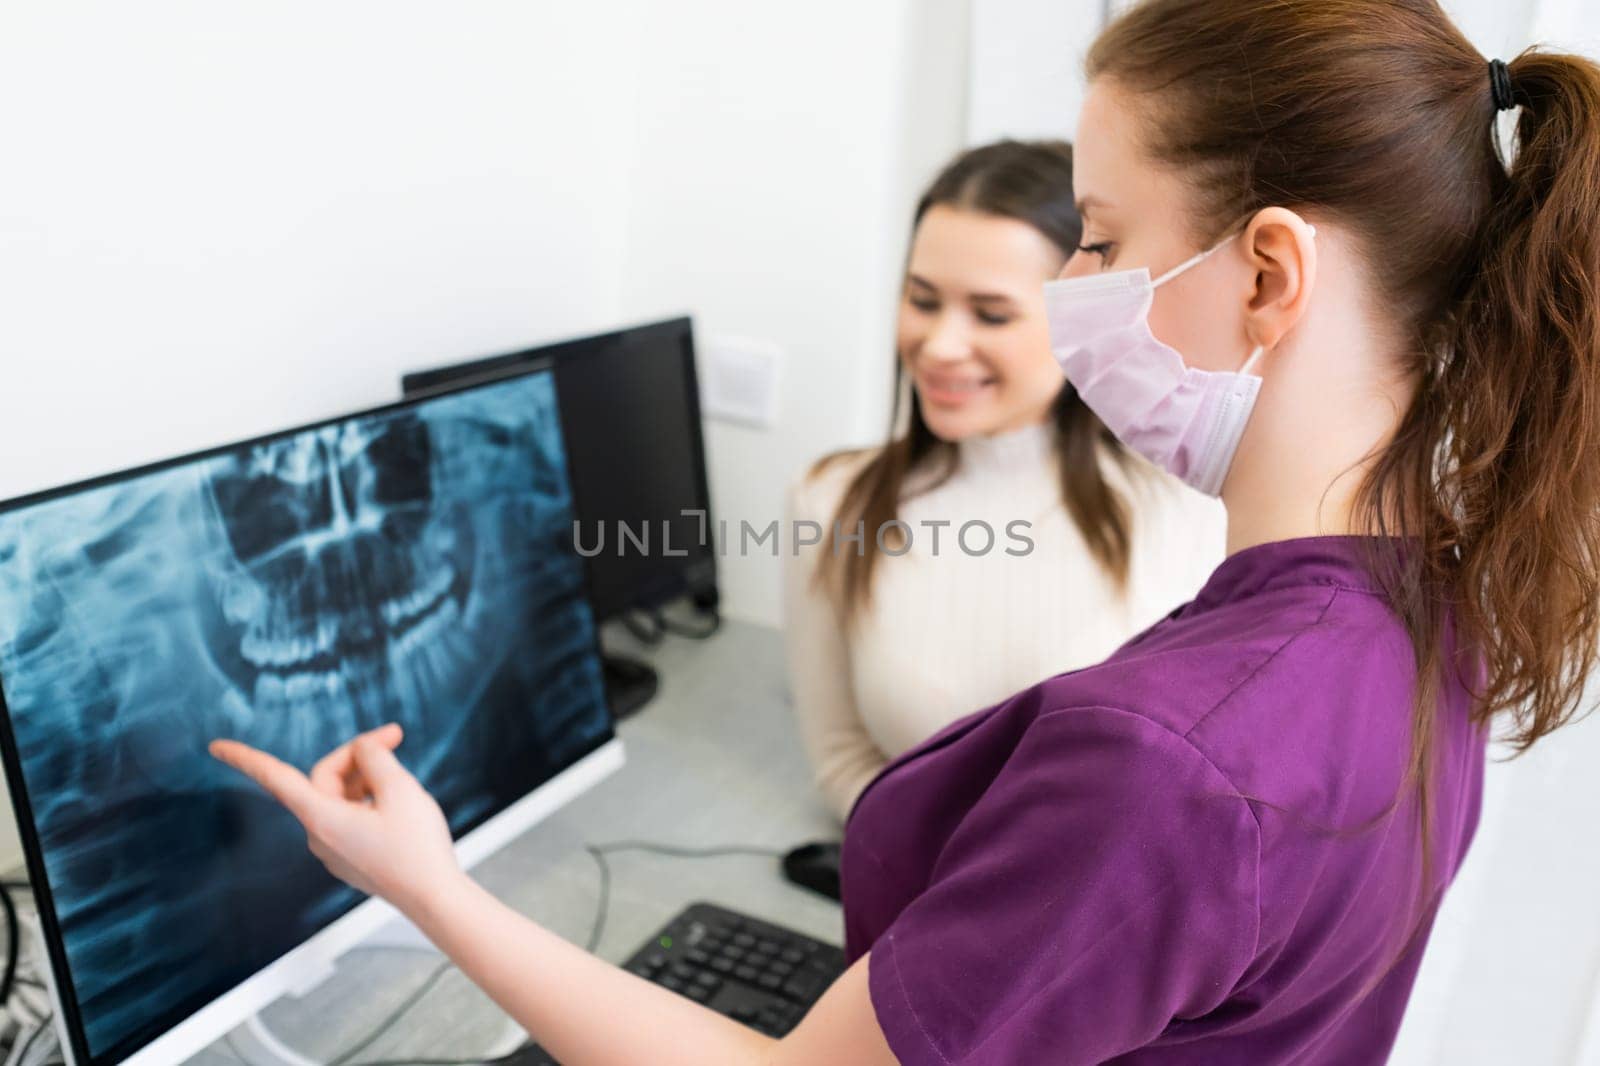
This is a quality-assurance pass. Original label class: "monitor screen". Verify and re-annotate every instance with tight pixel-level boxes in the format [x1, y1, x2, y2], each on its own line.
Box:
[0, 367, 613, 1064]
[402, 317, 717, 621]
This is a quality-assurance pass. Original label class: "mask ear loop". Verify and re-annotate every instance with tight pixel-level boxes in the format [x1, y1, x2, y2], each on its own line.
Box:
[1151, 235, 1236, 288]
[1159, 219, 1317, 287]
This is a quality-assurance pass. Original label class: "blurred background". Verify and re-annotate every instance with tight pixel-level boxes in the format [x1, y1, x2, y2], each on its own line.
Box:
[1, 2, 1597, 1063]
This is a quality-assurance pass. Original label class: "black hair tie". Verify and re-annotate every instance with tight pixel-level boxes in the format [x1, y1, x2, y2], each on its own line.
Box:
[1488, 58, 1516, 111]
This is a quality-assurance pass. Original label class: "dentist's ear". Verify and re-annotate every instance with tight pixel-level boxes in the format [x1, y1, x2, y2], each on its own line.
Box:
[1241, 207, 1318, 353]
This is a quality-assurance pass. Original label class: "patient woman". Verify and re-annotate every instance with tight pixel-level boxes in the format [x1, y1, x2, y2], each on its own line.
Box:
[784, 139, 1224, 819]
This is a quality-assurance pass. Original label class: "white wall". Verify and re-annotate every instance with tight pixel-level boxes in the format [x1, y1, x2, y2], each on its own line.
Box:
[967, 0, 1102, 143]
[0, 2, 645, 499]
[616, 0, 971, 625]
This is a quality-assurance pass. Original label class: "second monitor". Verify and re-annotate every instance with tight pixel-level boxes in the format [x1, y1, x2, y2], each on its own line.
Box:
[403, 317, 718, 716]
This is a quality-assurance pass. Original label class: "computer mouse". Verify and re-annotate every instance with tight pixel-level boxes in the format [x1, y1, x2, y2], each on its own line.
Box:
[781, 840, 842, 901]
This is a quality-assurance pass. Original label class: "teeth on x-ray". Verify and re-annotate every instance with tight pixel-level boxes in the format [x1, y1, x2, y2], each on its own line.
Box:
[0, 374, 613, 1058]
[377, 566, 456, 630]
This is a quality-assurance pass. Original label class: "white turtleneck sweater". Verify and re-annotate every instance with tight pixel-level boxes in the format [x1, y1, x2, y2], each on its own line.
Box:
[782, 421, 1228, 820]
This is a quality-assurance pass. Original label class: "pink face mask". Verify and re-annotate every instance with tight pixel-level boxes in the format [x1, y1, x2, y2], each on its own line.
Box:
[1043, 234, 1295, 496]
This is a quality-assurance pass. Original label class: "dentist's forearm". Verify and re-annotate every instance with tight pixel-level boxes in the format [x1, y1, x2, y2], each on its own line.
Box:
[407, 871, 777, 1066]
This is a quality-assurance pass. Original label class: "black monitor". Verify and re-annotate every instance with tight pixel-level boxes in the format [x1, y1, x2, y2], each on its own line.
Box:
[403, 317, 718, 716]
[0, 363, 619, 1065]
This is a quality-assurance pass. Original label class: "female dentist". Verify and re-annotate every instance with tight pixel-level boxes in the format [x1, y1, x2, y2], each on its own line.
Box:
[213, 0, 1600, 1061]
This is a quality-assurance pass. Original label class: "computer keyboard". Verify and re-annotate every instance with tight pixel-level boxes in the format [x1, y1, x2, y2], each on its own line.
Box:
[621, 900, 848, 1033]
[498, 901, 847, 1064]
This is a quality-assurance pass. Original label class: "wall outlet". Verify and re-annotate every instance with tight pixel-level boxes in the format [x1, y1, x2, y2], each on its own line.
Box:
[700, 335, 783, 428]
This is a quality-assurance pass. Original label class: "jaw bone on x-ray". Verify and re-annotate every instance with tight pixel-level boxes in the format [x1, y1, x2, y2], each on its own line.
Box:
[0, 371, 611, 1060]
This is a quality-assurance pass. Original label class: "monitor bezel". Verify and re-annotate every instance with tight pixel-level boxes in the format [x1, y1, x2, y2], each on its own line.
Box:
[400, 314, 718, 620]
[0, 359, 623, 1066]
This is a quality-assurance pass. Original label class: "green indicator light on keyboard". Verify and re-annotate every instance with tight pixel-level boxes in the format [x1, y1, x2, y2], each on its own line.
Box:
[660, 936, 673, 949]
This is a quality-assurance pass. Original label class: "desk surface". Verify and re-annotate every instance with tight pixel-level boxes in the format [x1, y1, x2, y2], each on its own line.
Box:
[187, 618, 841, 1065]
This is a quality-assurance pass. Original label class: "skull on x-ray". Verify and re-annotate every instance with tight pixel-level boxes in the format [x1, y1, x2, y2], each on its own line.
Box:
[196, 412, 486, 761]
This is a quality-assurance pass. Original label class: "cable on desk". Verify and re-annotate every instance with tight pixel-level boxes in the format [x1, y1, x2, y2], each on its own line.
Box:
[241, 842, 789, 1066]
[221, 958, 458, 1066]
[650, 606, 720, 641]
[0, 884, 19, 1007]
[618, 610, 665, 646]
[0, 886, 56, 1065]
[340, 1037, 538, 1066]
[589, 841, 785, 861]
[4, 1011, 54, 1066]
[329, 959, 458, 1066]
[581, 841, 786, 956]
[583, 846, 613, 955]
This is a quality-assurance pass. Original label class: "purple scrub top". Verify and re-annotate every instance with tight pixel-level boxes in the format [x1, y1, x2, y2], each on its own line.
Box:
[841, 536, 1487, 1065]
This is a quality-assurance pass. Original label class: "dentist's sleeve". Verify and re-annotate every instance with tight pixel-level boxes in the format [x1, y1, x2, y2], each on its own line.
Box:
[782, 470, 890, 821]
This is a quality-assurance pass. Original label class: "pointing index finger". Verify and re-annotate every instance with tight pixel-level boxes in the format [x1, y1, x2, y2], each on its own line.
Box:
[209, 739, 330, 827]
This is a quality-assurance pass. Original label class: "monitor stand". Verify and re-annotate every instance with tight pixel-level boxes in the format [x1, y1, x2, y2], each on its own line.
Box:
[602, 652, 658, 721]
[227, 916, 527, 1066]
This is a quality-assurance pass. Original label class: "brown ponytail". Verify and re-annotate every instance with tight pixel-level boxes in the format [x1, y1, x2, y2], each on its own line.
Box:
[1088, 0, 1600, 847]
[1414, 50, 1600, 752]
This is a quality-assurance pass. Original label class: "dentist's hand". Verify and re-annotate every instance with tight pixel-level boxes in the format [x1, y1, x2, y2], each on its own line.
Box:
[209, 724, 463, 918]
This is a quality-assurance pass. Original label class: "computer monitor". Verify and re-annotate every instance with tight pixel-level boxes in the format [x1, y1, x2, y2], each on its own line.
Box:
[0, 363, 623, 1066]
[401, 316, 718, 623]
